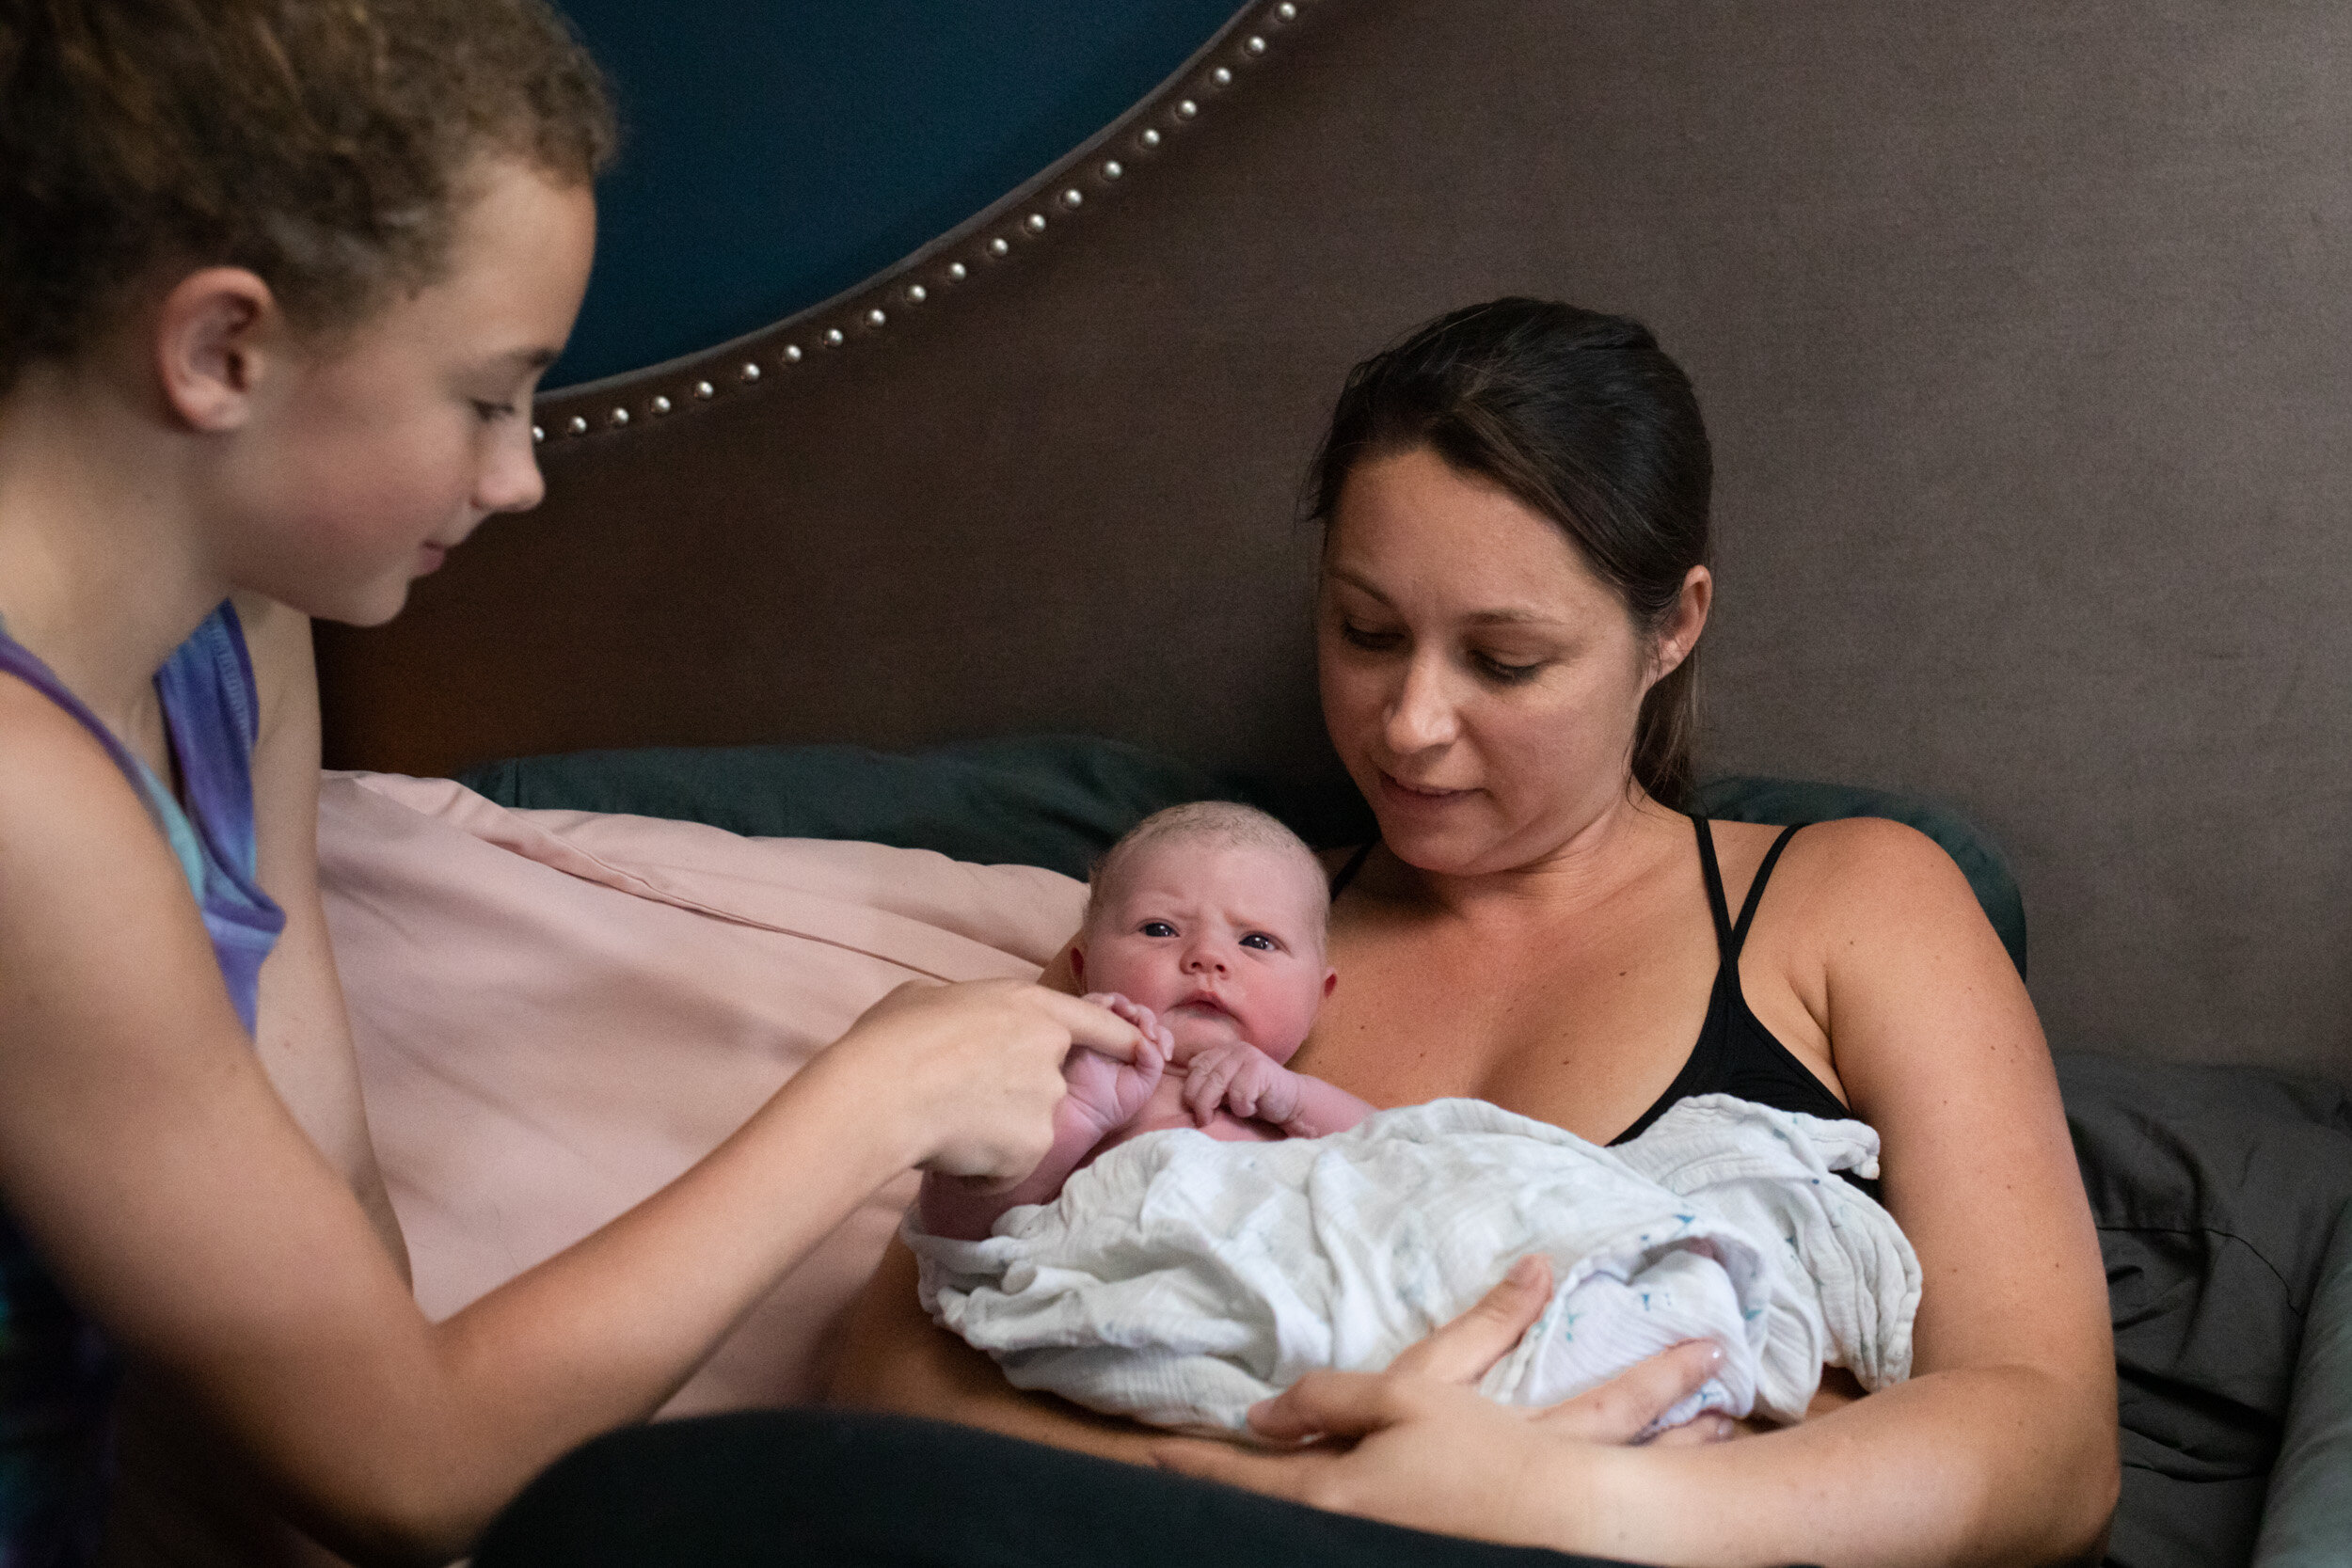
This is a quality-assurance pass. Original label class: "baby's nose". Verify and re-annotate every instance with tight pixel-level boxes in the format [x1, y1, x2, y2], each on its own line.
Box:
[1183, 944, 1230, 974]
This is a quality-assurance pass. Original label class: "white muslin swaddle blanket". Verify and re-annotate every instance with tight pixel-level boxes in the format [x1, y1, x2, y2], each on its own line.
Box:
[908, 1094, 1919, 1433]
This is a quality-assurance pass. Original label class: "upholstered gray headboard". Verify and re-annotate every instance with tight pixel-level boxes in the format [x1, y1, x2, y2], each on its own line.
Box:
[315, 0, 2352, 1085]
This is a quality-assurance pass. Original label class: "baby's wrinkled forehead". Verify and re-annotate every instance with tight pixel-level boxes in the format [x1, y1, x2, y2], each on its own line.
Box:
[1097, 834, 1324, 912]
[1084, 802, 1330, 939]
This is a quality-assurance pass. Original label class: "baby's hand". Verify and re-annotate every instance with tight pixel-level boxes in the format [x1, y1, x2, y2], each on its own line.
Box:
[1181, 1040, 1302, 1129]
[1061, 993, 1170, 1132]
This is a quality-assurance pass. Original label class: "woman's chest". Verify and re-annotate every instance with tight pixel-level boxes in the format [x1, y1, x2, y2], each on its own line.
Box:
[1292, 906, 1723, 1146]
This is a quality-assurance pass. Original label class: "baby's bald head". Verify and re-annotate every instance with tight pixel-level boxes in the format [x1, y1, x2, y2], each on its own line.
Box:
[1084, 801, 1328, 949]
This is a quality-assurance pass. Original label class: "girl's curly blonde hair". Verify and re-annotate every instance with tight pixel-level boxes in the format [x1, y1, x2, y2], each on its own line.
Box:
[0, 0, 616, 391]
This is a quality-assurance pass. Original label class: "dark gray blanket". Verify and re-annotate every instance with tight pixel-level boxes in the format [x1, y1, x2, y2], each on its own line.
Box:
[2058, 1053, 2352, 1568]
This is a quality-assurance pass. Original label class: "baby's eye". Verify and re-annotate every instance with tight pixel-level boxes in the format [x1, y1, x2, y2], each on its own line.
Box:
[1138, 921, 1177, 938]
[1239, 932, 1279, 951]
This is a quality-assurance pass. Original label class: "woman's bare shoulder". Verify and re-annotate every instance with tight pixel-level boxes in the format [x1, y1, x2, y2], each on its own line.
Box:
[1762, 816, 1984, 930]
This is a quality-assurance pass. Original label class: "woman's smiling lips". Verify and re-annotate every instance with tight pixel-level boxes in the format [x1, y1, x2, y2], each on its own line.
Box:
[1377, 771, 1474, 808]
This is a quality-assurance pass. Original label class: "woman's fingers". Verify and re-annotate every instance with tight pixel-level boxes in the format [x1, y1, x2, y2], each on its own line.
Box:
[1643, 1411, 1737, 1447]
[1533, 1338, 1724, 1444]
[1386, 1255, 1554, 1384]
[1152, 1434, 1345, 1501]
[1243, 1370, 1415, 1443]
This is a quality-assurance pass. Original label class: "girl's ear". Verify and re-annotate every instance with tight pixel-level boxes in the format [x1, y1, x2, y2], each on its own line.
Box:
[1067, 942, 1087, 984]
[153, 267, 280, 433]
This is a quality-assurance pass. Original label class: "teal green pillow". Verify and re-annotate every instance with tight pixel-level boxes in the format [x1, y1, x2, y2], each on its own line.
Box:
[1695, 775, 2026, 979]
[456, 736, 1239, 881]
[455, 743, 2025, 977]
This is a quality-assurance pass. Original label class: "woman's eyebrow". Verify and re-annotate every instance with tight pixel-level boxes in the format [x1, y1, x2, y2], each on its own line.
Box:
[1323, 565, 1393, 604]
[1329, 568, 1564, 628]
[1463, 607, 1567, 627]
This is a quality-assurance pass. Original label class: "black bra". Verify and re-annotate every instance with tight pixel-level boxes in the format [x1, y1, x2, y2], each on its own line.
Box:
[1328, 818, 1876, 1196]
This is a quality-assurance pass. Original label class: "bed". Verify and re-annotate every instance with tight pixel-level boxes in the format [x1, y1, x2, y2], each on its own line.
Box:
[307, 3, 2352, 1563]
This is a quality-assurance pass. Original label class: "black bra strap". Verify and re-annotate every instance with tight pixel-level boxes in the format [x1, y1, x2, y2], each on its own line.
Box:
[1691, 815, 1736, 952]
[1328, 840, 1377, 899]
[1730, 823, 1808, 958]
[1693, 816, 1809, 961]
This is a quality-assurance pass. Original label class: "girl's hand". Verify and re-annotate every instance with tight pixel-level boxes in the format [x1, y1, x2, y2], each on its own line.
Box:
[1180, 1040, 1301, 1128]
[1152, 1258, 1732, 1546]
[818, 978, 1144, 1182]
[1063, 994, 1171, 1132]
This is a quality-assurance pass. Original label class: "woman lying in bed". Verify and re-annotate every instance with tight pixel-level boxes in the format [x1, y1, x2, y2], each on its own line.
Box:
[827, 298, 2121, 1566]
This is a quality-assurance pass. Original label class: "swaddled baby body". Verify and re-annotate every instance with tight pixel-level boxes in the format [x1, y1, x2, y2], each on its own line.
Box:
[908, 804, 1920, 1435]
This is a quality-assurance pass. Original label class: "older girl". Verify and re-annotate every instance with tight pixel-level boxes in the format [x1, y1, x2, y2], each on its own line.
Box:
[0, 4, 1144, 1562]
[828, 301, 2119, 1566]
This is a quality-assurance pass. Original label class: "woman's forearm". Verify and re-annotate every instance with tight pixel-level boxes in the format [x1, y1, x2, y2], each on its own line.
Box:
[824, 1238, 1165, 1465]
[1573, 1366, 2117, 1568]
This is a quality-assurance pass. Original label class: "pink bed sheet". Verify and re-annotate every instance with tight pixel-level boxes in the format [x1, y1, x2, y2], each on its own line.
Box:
[317, 770, 1087, 1416]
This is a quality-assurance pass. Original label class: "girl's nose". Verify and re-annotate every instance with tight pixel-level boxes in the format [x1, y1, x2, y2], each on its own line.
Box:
[476, 420, 548, 515]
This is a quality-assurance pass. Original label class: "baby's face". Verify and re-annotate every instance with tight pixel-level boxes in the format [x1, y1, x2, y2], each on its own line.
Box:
[1075, 840, 1335, 1065]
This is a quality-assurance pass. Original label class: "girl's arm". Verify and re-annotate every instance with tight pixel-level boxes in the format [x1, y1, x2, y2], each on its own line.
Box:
[1167, 819, 2119, 1567]
[0, 674, 1145, 1568]
[239, 596, 409, 1275]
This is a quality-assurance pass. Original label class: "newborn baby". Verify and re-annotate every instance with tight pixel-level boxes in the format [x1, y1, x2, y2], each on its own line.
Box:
[917, 800, 1372, 1242]
[908, 803, 1920, 1436]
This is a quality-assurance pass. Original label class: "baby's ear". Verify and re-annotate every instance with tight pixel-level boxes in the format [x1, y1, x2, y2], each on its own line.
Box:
[1323, 968, 1338, 999]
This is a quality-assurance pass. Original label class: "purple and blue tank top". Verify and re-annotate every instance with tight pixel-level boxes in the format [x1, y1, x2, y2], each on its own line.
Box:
[0, 602, 285, 1564]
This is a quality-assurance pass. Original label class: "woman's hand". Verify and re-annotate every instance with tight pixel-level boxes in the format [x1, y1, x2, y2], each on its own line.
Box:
[1153, 1257, 1731, 1547]
[814, 978, 1147, 1183]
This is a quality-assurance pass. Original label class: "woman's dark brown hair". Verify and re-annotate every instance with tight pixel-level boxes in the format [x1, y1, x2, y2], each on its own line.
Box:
[0, 0, 617, 392]
[1308, 298, 1714, 810]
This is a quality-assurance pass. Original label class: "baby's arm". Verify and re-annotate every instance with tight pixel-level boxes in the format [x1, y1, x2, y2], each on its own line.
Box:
[1182, 1043, 1375, 1138]
[916, 995, 1169, 1240]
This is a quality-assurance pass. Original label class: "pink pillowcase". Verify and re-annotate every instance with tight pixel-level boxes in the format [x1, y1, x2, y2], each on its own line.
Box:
[318, 770, 1086, 1415]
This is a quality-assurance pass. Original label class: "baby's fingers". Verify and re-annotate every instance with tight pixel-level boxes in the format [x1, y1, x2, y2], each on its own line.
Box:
[1183, 1054, 1236, 1126]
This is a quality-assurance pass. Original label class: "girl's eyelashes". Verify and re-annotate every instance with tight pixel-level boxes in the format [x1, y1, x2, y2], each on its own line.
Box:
[471, 399, 519, 422]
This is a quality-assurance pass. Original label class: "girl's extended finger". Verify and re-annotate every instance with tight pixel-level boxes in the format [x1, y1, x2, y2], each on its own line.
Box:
[1037, 989, 1144, 1060]
[1387, 1255, 1554, 1385]
[1534, 1338, 1725, 1444]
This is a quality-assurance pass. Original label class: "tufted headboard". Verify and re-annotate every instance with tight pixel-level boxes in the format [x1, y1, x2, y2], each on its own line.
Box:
[315, 0, 2352, 1085]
